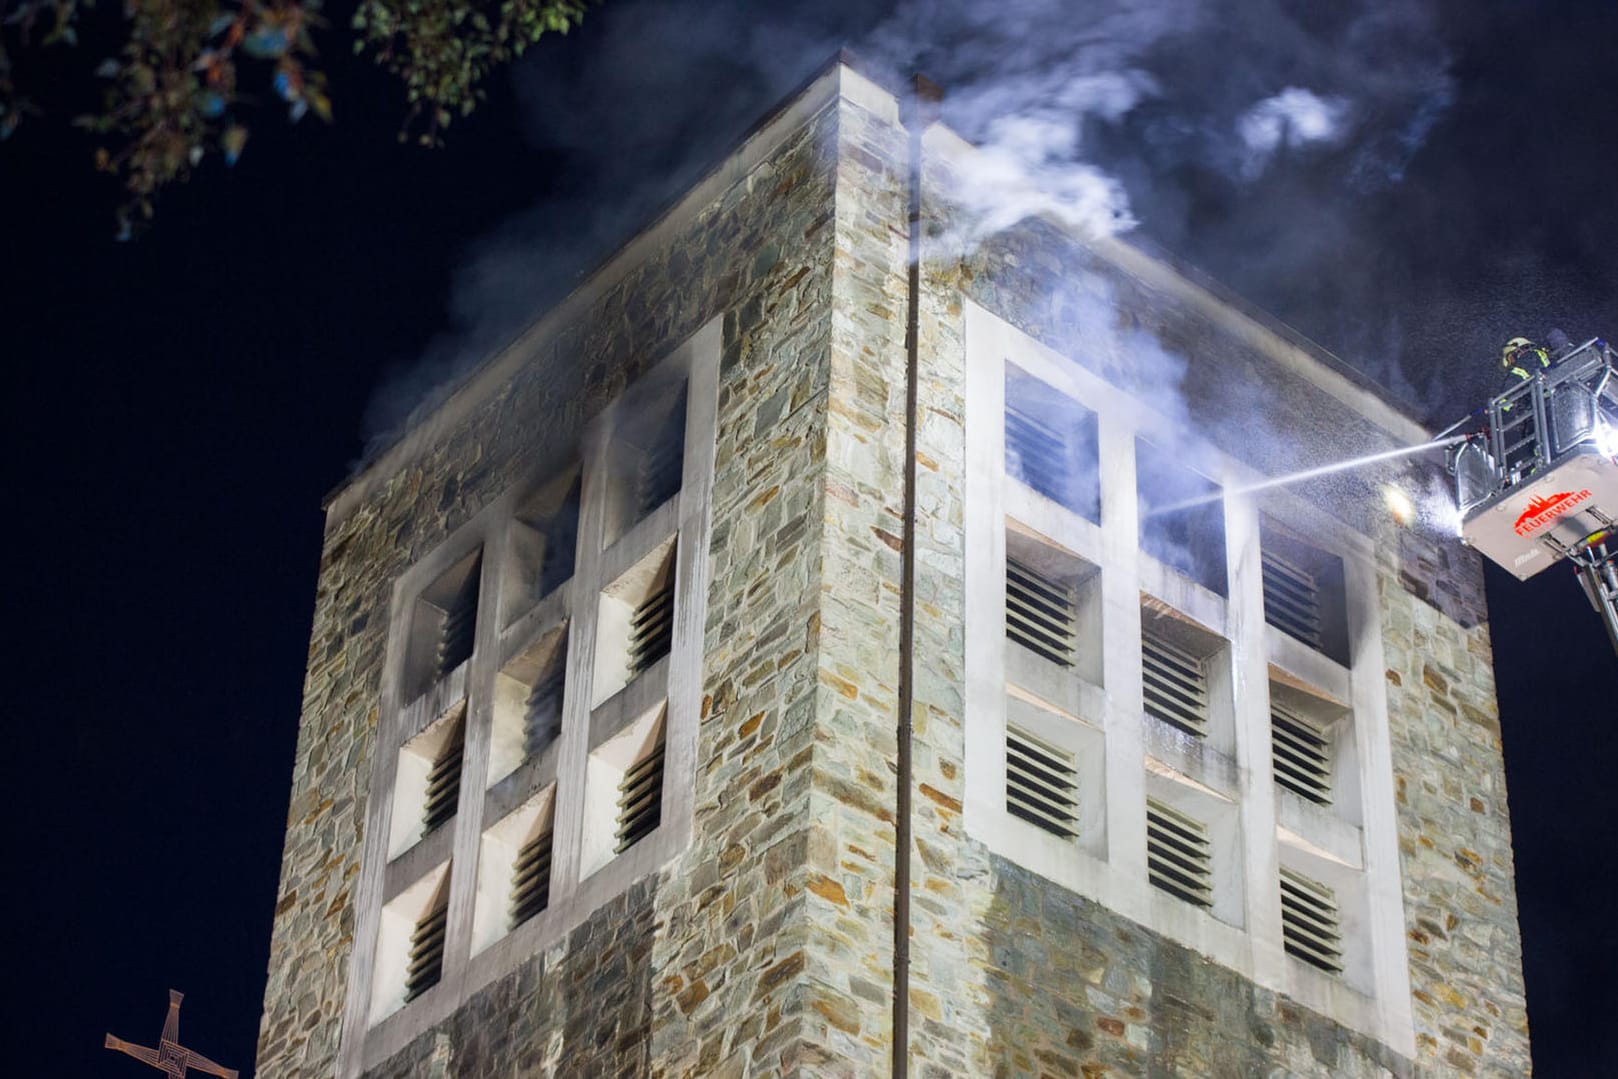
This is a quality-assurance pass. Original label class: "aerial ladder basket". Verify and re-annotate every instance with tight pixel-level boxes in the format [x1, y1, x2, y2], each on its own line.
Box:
[1447, 338, 1618, 656]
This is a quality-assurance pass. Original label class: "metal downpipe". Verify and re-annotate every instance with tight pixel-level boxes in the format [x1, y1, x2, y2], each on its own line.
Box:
[892, 72, 940, 1079]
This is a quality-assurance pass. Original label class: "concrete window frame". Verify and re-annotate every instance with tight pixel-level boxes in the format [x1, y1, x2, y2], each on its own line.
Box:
[337, 317, 721, 1078]
[1278, 836, 1373, 995]
[369, 860, 452, 1026]
[499, 461, 581, 633]
[1005, 520, 1105, 688]
[487, 622, 569, 791]
[963, 300, 1414, 1055]
[387, 702, 469, 860]
[401, 547, 483, 705]
[1005, 688, 1106, 860]
[470, 784, 555, 957]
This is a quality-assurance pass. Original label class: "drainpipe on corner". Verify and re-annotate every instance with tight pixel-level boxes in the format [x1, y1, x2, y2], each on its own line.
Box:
[892, 71, 941, 1079]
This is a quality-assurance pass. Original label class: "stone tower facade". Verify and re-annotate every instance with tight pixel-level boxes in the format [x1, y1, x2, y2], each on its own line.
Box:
[257, 60, 1530, 1078]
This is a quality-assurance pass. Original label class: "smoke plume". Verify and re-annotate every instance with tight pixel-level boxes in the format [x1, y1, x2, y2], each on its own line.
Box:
[361, 0, 1618, 456]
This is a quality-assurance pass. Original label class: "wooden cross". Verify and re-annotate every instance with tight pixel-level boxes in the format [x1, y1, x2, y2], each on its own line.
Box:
[105, 990, 238, 1079]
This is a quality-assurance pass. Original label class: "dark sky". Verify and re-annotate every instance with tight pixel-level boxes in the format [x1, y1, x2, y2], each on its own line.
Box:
[5, 1, 1615, 1075]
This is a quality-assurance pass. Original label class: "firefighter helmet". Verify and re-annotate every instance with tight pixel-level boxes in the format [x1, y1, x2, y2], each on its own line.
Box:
[1501, 336, 1535, 369]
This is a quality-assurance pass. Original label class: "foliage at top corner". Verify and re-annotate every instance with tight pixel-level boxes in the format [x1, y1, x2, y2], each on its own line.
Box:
[0, 0, 594, 236]
[352, 0, 588, 145]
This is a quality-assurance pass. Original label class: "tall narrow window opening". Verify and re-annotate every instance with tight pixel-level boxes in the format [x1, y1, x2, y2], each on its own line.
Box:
[404, 882, 450, 1003]
[615, 735, 665, 854]
[1272, 702, 1332, 805]
[503, 466, 581, 627]
[1259, 523, 1349, 664]
[629, 573, 675, 677]
[1142, 629, 1210, 738]
[1005, 365, 1100, 522]
[405, 548, 483, 701]
[1262, 549, 1324, 651]
[1146, 798, 1213, 909]
[593, 537, 679, 707]
[603, 379, 689, 546]
[390, 704, 470, 858]
[1007, 558, 1079, 667]
[1006, 725, 1080, 839]
[490, 627, 568, 788]
[509, 827, 554, 929]
[421, 709, 465, 834]
[1136, 439, 1227, 597]
[1280, 867, 1345, 975]
[1005, 525, 1104, 687]
[637, 384, 687, 519]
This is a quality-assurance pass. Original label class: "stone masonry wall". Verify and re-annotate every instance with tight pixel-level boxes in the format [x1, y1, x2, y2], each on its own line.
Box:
[258, 81, 849, 1077]
[363, 878, 659, 1079]
[774, 82, 915, 1077]
[261, 66, 1528, 1079]
[882, 116, 1528, 1077]
[1378, 555, 1529, 1077]
[977, 858, 1408, 1079]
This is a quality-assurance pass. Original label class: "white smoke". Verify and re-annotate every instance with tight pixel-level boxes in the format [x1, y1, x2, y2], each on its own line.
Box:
[867, 1, 1193, 244]
[360, 0, 1463, 445]
[1236, 87, 1351, 177]
[949, 113, 1137, 242]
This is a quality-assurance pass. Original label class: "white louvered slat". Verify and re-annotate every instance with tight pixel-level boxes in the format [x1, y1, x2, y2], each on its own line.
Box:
[1006, 726, 1080, 838]
[636, 387, 687, 518]
[1281, 868, 1345, 974]
[403, 902, 448, 1002]
[509, 829, 554, 929]
[1142, 631, 1209, 737]
[523, 668, 565, 759]
[1146, 799, 1213, 908]
[421, 714, 464, 834]
[629, 580, 676, 675]
[436, 598, 478, 678]
[614, 741, 666, 853]
[1272, 703, 1332, 804]
[1006, 405, 1071, 505]
[1262, 549, 1324, 650]
[1006, 559, 1079, 667]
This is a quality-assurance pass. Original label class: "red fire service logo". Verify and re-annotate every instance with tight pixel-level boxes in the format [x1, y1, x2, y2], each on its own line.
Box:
[1512, 489, 1592, 536]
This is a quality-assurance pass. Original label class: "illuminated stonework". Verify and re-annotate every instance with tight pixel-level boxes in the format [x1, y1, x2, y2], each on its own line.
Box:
[257, 59, 1529, 1079]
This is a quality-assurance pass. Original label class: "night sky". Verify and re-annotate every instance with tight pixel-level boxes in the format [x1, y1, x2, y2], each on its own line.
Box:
[5, 0, 1615, 1075]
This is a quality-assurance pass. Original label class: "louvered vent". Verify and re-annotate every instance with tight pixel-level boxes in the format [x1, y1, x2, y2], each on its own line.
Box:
[1272, 703, 1332, 804]
[403, 901, 448, 1003]
[629, 578, 675, 676]
[1006, 726, 1079, 838]
[422, 714, 464, 834]
[636, 389, 687, 518]
[1262, 549, 1324, 651]
[1006, 405, 1070, 505]
[614, 740, 665, 853]
[523, 668, 565, 759]
[537, 492, 579, 595]
[1006, 559, 1078, 666]
[509, 828, 554, 929]
[436, 598, 477, 678]
[1142, 631, 1210, 737]
[1281, 868, 1344, 975]
[539, 540, 570, 597]
[1146, 799, 1213, 909]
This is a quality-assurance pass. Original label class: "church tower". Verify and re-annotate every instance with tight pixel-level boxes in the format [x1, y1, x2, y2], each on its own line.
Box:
[257, 58, 1529, 1078]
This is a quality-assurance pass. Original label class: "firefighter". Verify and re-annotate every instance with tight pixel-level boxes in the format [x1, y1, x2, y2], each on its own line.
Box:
[1495, 336, 1555, 478]
[1500, 336, 1551, 387]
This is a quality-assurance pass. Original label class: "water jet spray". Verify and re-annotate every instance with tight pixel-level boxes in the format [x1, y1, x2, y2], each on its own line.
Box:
[1144, 434, 1468, 516]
